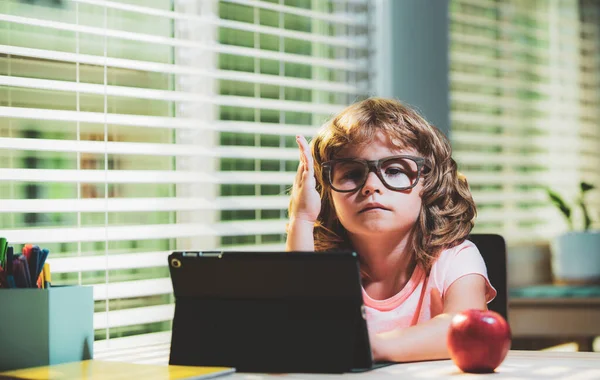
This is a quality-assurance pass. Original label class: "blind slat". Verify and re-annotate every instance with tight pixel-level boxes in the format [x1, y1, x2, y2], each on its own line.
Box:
[0, 106, 202, 129]
[220, 0, 367, 25]
[0, 105, 319, 136]
[0, 196, 290, 213]
[453, 131, 600, 153]
[455, 152, 583, 166]
[93, 278, 172, 301]
[0, 13, 363, 50]
[3, 220, 287, 244]
[93, 343, 170, 363]
[0, 137, 299, 160]
[472, 191, 548, 203]
[453, 92, 581, 115]
[0, 96, 341, 120]
[212, 121, 318, 136]
[217, 243, 287, 251]
[475, 208, 557, 224]
[0, 168, 295, 184]
[451, 51, 567, 78]
[216, 18, 367, 49]
[465, 172, 579, 186]
[94, 331, 171, 353]
[0, 168, 216, 184]
[475, 226, 564, 243]
[49, 243, 289, 274]
[0, 44, 367, 76]
[73, 0, 367, 26]
[94, 304, 174, 329]
[49, 251, 170, 273]
[0, 71, 363, 98]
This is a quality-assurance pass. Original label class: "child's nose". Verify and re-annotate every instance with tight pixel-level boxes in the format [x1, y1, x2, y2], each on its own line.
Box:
[361, 172, 383, 195]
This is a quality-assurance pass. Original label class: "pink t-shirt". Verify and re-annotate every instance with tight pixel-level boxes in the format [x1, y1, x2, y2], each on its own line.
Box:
[362, 240, 497, 334]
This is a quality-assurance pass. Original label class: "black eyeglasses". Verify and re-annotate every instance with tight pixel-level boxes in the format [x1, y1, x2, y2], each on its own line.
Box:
[322, 155, 429, 193]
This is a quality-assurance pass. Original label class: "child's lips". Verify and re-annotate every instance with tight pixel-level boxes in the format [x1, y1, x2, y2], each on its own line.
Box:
[359, 203, 390, 213]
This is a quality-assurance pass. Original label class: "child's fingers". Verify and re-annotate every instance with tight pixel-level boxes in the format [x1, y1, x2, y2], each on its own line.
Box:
[296, 135, 313, 175]
[296, 134, 308, 147]
[304, 148, 314, 176]
[296, 136, 306, 166]
[294, 161, 304, 186]
[296, 135, 309, 155]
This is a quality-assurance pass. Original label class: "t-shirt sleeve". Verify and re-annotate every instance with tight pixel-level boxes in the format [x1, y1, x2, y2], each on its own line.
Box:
[442, 241, 497, 303]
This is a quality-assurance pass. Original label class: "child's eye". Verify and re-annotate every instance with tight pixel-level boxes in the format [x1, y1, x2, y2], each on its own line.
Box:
[384, 167, 407, 177]
[341, 169, 364, 180]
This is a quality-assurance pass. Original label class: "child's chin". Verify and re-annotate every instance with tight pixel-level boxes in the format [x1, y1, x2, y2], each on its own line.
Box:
[355, 218, 414, 235]
[358, 221, 396, 234]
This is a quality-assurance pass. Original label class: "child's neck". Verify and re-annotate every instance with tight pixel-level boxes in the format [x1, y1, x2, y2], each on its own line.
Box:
[352, 233, 417, 300]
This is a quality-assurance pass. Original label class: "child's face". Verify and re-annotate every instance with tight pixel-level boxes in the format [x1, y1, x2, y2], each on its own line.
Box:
[329, 132, 423, 239]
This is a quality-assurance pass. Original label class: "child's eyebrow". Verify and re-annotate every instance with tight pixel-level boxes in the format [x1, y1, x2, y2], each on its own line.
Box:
[337, 148, 421, 157]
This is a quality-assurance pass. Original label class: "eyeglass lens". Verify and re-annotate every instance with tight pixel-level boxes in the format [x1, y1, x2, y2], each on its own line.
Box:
[330, 157, 419, 191]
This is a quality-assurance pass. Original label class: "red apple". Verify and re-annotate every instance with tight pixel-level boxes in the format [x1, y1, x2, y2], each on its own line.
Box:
[447, 309, 511, 373]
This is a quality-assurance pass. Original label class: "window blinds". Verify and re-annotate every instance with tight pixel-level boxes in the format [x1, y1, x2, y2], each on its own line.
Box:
[214, 0, 372, 249]
[450, 0, 600, 244]
[0, 0, 372, 353]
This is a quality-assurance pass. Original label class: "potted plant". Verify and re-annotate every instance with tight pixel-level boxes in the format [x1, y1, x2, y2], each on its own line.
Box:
[546, 182, 600, 284]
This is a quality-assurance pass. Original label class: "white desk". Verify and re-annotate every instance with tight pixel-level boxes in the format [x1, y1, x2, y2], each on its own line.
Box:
[230, 351, 600, 379]
[4, 351, 599, 380]
[96, 345, 600, 380]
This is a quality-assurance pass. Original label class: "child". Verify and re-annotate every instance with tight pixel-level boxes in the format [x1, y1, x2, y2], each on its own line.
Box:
[286, 97, 496, 363]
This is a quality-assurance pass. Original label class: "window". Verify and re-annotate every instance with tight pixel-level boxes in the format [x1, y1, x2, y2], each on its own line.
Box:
[0, 0, 373, 354]
[450, 0, 600, 243]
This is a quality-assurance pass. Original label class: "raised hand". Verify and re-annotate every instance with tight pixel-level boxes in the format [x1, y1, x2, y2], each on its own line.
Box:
[289, 135, 321, 224]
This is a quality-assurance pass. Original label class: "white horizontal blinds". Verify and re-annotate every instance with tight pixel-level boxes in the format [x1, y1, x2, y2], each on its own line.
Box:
[0, 0, 183, 347]
[214, 0, 372, 249]
[449, 0, 600, 243]
[0, 0, 374, 351]
[173, 0, 219, 252]
[579, 0, 600, 220]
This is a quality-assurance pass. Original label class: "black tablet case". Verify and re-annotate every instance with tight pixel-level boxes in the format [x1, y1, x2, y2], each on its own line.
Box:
[168, 251, 376, 373]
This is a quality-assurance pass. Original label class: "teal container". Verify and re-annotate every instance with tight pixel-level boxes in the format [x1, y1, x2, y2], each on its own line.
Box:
[0, 286, 94, 371]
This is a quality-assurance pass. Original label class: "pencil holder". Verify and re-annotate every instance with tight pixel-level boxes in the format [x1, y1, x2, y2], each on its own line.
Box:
[0, 286, 94, 371]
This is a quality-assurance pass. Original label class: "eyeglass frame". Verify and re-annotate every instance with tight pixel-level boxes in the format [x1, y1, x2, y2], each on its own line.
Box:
[321, 155, 430, 193]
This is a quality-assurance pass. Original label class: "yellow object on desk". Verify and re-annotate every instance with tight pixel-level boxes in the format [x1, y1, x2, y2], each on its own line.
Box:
[42, 263, 51, 289]
[0, 360, 235, 380]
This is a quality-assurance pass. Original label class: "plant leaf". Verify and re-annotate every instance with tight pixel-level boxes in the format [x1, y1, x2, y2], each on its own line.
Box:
[579, 182, 595, 230]
[579, 199, 592, 231]
[581, 182, 595, 193]
[545, 188, 571, 223]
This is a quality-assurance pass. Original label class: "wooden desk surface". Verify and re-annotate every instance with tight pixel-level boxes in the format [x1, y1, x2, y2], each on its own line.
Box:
[230, 351, 600, 379]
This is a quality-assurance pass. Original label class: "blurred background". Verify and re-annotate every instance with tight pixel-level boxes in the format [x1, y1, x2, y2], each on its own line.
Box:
[0, 0, 598, 358]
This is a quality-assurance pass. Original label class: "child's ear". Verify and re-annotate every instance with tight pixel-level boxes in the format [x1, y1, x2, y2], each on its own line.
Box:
[457, 171, 467, 182]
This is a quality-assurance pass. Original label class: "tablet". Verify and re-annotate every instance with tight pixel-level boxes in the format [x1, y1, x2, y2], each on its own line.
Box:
[167, 250, 381, 373]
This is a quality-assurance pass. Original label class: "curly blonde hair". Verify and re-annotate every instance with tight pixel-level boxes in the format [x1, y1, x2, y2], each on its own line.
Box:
[291, 97, 476, 272]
